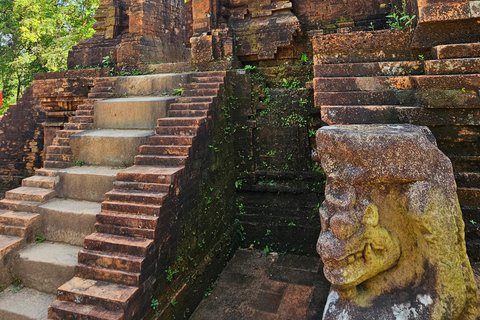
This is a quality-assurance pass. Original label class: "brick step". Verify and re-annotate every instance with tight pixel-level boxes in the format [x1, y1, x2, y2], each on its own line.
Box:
[185, 82, 222, 90]
[321, 105, 480, 126]
[104, 189, 168, 205]
[0, 234, 24, 259]
[76, 109, 94, 116]
[157, 117, 207, 127]
[90, 86, 115, 93]
[155, 125, 199, 136]
[139, 145, 190, 156]
[45, 153, 73, 162]
[76, 103, 95, 111]
[190, 76, 225, 83]
[22, 175, 57, 189]
[88, 92, 114, 99]
[433, 42, 480, 59]
[134, 155, 187, 167]
[113, 181, 171, 193]
[313, 61, 424, 78]
[78, 250, 146, 273]
[0, 224, 27, 237]
[0, 199, 41, 213]
[83, 233, 154, 257]
[44, 160, 73, 169]
[47, 145, 72, 155]
[95, 223, 156, 239]
[315, 90, 417, 106]
[175, 96, 214, 103]
[194, 71, 227, 77]
[425, 57, 480, 75]
[5, 186, 57, 202]
[456, 172, 480, 188]
[96, 211, 158, 230]
[451, 156, 480, 172]
[182, 88, 219, 96]
[148, 135, 194, 146]
[52, 137, 70, 146]
[56, 277, 138, 313]
[64, 122, 94, 130]
[167, 110, 209, 117]
[0, 210, 40, 227]
[169, 102, 211, 111]
[75, 263, 143, 286]
[116, 165, 183, 184]
[35, 168, 60, 177]
[48, 300, 123, 320]
[458, 188, 480, 207]
[102, 201, 163, 216]
[56, 130, 82, 138]
[314, 74, 480, 92]
[69, 116, 94, 124]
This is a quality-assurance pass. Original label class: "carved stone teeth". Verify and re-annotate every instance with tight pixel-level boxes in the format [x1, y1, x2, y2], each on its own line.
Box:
[348, 255, 355, 264]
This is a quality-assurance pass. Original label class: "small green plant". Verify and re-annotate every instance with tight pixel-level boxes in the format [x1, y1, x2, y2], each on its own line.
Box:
[245, 65, 257, 73]
[265, 229, 272, 236]
[151, 299, 159, 311]
[72, 157, 84, 167]
[470, 220, 477, 225]
[165, 267, 179, 282]
[281, 78, 301, 90]
[171, 299, 177, 307]
[288, 222, 296, 226]
[266, 150, 276, 156]
[299, 53, 311, 65]
[35, 231, 45, 244]
[11, 276, 23, 293]
[173, 88, 184, 96]
[387, 0, 416, 30]
[418, 54, 425, 61]
[369, 22, 375, 31]
[264, 245, 271, 254]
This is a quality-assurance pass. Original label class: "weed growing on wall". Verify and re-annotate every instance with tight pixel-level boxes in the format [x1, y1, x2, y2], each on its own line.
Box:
[387, 0, 416, 30]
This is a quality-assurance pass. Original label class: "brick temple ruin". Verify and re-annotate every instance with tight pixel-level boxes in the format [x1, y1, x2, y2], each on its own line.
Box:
[0, 0, 479, 319]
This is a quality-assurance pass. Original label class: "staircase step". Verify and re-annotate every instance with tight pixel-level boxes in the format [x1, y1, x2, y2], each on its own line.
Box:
[56, 277, 138, 312]
[116, 165, 183, 184]
[63, 122, 94, 131]
[425, 57, 480, 75]
[88, 92, 114, 99]
[155, 125, 198, 136]
[52, 137, 70, 146]
[451, 156, 480, 172]
[48, 300, 123, 320]
[456, 172, 480, 188]
[313, 61, 424, 77]
[95, 223, 156, 239]
[157, 117, 207, 127]
[190, 76, 225, 83]
[194, 71, 227, 77]
[321, 105, 421, 125]
[0, 235, 24, 259]
[0, 199, 41, 212]
[37, 198, 100, 246]
[185, 83, 221, 90]
[45, 153, 73, 162]
[113, 181, 171, 193]
[35, 168, 60, 177]
[76, 109, 94, 116]
[102, 201, 163, 216]
[182, 88, 219, 96]
[458, 188, 480, 207]
[44, 160, 73, 169]
[16, 242, 80, 294]
[0, 286, 55, 320]
[83, 233, 154, 257]
[148, 135, 194, 146]
[167, 110, 209, 117]
[0, 210, 40, 227]
[96, 212, 158, 230]
[78, 250, 146, 273]
[175, 96, 214, 103]
[315, 90, 417, 106]
[5, 187, 57, 202]
[104, 189, 167, 205]
[56, 130, 82, 139]
[22, 175, 57, 189]
[139, 145, 190, 156]
[0, 224, 27, 237]
[75, 264, 143, 286]
[168, 102, 211, 111]
[433, 42, 480, 59]
[46, 146, 72, 155]
[134, 155, 187, 167]
[70, 116, 94, 124]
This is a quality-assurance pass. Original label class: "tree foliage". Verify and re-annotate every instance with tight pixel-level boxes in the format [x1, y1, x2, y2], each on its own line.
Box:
[0, 0, 100, 114]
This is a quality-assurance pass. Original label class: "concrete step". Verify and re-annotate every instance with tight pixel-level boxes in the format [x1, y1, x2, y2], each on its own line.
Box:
[116, 165, 183, 185]
[155, 125, 198, 136]
[21, 176, 57, 189]
[55, 277, 137, 313]
[94, 97, 176, 130]
[134, 154, 187, 167]
[48, 300, 123, 320]
[148, 135, 194, 146]
[16, 242, 81, 294]
[425, 57, 480, 75]
[37, 198, 100, 246]
[313, 61, 424, 78]
[5, 187, 57, 203]
[83, 233, 154, 257]
[104, 189, 168, 205]
[315, 90, 417, 106]
[433, 42, 480, 59]
[168, 102, 211, 111]
[139, 145, 190, 156]
[54, 166, 121, 202]
[69, 129, 154, 167]
[0, 286, 55, 320]
[0, 235, 24, 259]
[114, 73, 190, 96]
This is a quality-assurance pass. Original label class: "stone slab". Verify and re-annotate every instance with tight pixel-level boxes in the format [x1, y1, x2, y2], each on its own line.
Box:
[16, 241, 81, 294]
[0, 286, 55, 320]
[94, 97, 176, 129]
[69, 130, 154, 167]
[114, 73, 191, 97]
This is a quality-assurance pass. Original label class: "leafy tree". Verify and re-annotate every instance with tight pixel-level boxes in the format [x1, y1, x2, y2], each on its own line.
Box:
[0, 0, 99, 114]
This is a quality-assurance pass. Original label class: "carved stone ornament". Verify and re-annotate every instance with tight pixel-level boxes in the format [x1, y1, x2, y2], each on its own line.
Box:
[316, 124, 478, 320]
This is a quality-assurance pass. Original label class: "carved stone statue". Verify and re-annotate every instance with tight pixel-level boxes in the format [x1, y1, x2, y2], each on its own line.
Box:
[316, 124, 478, 319]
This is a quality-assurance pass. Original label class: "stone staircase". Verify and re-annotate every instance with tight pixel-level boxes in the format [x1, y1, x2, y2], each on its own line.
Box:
[314, 41, 480, 258]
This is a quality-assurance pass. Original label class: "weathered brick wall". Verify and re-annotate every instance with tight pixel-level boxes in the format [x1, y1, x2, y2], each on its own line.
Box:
[0, 87, 46, 191]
